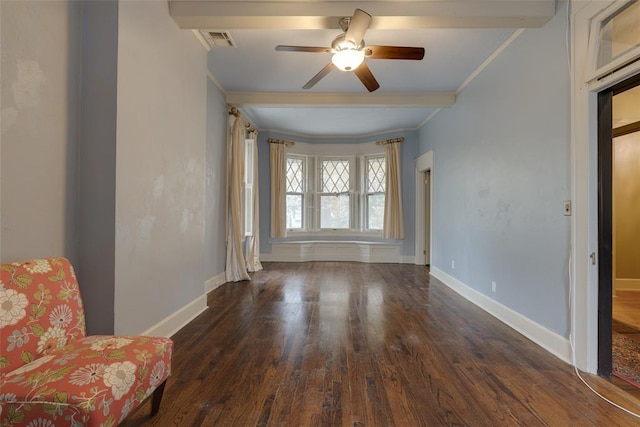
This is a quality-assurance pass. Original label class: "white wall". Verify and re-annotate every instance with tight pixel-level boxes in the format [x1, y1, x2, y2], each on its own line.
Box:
[1, 0, 81, 264]
[114, 1, 208, 334]
[418, 5, 571, 337]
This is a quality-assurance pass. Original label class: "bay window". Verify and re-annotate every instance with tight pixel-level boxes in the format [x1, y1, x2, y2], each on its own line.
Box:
[284, 150, 385, 234]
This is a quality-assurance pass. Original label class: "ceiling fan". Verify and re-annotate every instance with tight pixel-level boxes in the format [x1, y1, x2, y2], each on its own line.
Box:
[275, 9, 425, 92]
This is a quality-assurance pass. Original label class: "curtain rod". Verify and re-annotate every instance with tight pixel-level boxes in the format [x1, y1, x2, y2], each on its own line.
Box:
[268, 138, 295, 147]
[228, 105, 257, 133]
[375, 137, 404, 146]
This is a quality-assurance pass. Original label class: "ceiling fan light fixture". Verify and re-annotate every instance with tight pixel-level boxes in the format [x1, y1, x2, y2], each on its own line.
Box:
[331, 48, 365, 71]
[275, 8, 423, 91]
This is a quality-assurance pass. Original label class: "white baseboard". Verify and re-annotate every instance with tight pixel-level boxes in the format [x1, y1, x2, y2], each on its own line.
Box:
[141, 294, 207, 338]
[430, 267, 572, 364]
[401, 256, 416, 264]
[205, 271, 226, 293]
[259, 253, 277, 262]
[615, 278, 640, 291]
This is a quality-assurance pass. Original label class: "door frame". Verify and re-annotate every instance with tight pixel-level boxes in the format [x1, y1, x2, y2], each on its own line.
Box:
[415, 151, 433, 266]
[597, 74, 640, 377]
[424, 170, 431, 266]
[570, 0, 640, 373]
[597, 88, 613, 377]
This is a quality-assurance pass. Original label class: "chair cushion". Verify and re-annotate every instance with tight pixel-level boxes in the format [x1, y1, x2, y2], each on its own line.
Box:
[1, 258, 86, 376]
[0, 335, 172, 426]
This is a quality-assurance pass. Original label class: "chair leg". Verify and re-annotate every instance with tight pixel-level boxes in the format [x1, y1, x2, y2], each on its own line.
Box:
[151, 380, 167, 417]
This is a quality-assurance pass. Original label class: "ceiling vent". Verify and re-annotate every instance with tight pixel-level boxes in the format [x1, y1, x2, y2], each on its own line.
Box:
[198, 30, 236, 49]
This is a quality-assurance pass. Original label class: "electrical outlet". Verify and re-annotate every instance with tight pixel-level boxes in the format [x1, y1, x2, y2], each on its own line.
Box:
[491, 281, 497, 293]
[451, 260, 455, 269]
[563, 200, 572, 216]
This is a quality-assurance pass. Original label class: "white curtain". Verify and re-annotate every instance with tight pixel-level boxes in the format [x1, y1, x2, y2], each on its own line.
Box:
[383, 142, 404, 239]
[246, 130, 263, 273]
[226, 116, 251, 282]
[270, 142, 287, 238]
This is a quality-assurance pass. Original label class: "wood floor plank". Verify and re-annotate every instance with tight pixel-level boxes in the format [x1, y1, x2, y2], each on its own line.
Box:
[122, 262, 640, 426]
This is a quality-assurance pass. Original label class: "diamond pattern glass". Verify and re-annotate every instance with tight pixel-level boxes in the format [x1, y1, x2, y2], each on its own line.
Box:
[286, 158, 304, 193]
[322, 160, 350, 193]
[367, 157, 385, 193]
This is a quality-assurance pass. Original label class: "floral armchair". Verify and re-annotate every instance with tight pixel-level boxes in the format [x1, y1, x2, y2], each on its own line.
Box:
[0, 258, 173, 426]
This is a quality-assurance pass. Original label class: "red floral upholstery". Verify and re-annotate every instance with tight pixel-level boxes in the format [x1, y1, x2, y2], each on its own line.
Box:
[1, 258, 173, 426]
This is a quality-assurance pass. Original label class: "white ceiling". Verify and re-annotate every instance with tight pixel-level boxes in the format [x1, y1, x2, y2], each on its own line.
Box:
[170, 0, 556, 137]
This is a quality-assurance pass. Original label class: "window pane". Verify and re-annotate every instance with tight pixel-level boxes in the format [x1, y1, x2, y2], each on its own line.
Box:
[244, 140, 254, 236]
[245, 186, 253, 235]
[321, 160, 350, 193]
[320, 195, 350, 229]
[597, 0, 640, 68]
[245, 140, 253, 184]
[286, 194, 303, 229]
[367, 194, 385, 230]
[367, 156, 386, 193]
[286, 158, 304, 193]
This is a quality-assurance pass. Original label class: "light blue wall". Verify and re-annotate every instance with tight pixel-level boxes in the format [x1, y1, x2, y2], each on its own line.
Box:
[1, 0, 82, 264]
[204, 79, 227, 279]
[2, 1, 219, 335]
[418, 6, 570, 337]
[114, 0, 208, 335]
[258, 130, 418, 257]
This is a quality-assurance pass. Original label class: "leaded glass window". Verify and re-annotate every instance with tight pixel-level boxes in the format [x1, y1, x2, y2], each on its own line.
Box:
[286, 156, 305, 229]
[321, 159, 350, 193]
[320, 159, 352, 229]
[365, 156, 386, 230]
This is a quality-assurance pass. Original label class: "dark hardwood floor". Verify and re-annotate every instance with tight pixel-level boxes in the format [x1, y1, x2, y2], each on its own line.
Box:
[122, 262, 640, 426]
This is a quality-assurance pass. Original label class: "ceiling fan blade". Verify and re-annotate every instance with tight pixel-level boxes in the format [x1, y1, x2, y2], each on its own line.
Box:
[365, 46, 425, 60]
[345, 9, 371, 46]
[353, 62, 380, 92]
[276, 45, 331, 53]
[303, 62, 335, 89]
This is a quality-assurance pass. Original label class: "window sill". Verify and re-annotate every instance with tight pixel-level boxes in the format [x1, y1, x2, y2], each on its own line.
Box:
[284, 230, 385, 238]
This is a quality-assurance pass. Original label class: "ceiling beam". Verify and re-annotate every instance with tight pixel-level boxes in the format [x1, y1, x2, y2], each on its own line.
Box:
[169, 1, 555, 30]
[225, 92, 456, 108]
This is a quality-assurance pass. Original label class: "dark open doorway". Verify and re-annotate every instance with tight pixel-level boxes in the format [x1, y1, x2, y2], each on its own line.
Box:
[598, 73, 640, 379]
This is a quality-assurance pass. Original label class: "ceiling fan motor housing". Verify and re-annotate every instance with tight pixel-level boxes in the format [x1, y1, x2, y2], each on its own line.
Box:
[331, 34, 365, 52]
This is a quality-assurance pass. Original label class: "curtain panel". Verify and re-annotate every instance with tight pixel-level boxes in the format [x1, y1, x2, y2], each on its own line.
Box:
[270, 143, 287, 238]
[246, 130, 263, 273]
[383, 141, 404, 239]
[226, 116, 251, 282]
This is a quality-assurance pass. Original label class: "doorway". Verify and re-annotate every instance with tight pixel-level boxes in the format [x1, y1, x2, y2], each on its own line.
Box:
[424, 170, 431, 266]
[598, 73, 640, 385]
[415, 151, 433, 267]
